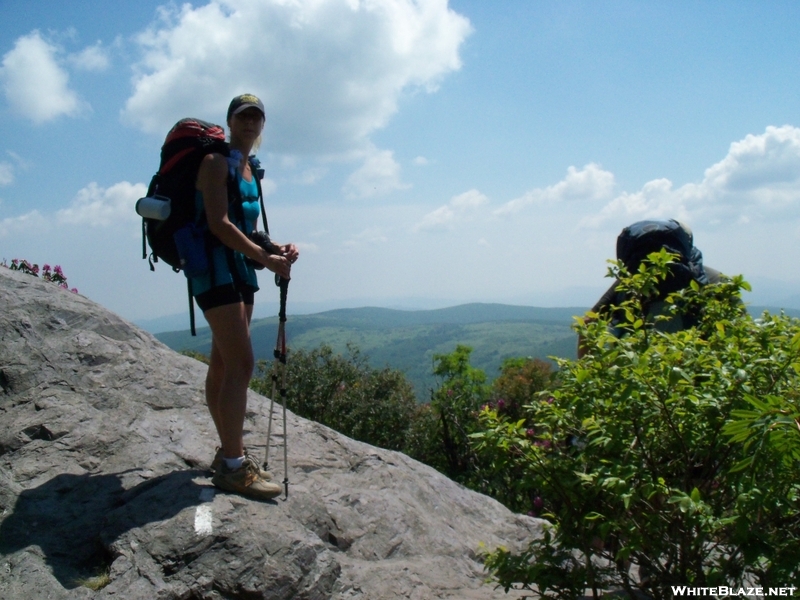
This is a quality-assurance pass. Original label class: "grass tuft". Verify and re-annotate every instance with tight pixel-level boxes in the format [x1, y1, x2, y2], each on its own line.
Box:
[74, 568, 111, 591]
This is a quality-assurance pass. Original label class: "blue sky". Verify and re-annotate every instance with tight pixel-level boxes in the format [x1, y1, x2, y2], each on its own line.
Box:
[2, 0, 800, 330]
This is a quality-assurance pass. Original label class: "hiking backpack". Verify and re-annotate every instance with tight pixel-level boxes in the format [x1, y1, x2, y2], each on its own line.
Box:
[611, 219, 708, 333]
[137, 117, 269, 335]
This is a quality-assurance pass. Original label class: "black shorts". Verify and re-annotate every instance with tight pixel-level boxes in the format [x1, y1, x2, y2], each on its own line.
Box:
[195, 284, 255, 313]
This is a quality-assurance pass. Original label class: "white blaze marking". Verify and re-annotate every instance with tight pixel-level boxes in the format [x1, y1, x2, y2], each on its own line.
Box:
[194, 488, 215, 535]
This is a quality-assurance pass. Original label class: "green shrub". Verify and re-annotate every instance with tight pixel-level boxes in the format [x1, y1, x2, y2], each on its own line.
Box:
[410, 346, 556, 508]
[251, 343, 417, 451]
[475, 251, 800, 598]
[475, 357, 557, 512]
[425, 344, 490, 484]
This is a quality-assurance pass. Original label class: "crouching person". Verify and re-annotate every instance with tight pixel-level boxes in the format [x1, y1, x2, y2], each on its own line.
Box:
[577, 219, 721, 359]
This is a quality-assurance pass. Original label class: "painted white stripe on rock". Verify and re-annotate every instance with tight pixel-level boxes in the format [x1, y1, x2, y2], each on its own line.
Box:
[194, 488, 215, 536]
[194, 505, 213, 535]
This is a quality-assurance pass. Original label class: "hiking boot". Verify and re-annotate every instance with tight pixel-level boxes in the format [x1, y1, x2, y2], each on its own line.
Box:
[211, 455, 282, 500]
[210, 447, 273, 480]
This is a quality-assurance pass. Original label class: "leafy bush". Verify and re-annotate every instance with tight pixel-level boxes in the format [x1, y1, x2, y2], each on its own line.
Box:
[409, 346, 555, 509]
[476, 357, 557, 512]
[419, 344, 490, 483]
[475, 251, 800, 598]
[251, 343, 417, 451]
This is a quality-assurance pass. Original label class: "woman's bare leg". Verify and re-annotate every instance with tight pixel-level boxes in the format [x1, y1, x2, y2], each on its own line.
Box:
[204, 302, 255, 459]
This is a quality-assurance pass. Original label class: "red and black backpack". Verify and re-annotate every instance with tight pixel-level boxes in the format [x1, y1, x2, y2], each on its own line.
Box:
[137, 118, 268, 334]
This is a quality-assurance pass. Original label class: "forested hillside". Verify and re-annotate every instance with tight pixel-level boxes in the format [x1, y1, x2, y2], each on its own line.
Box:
[156, 303, 581, 399]
[156, 302, 798, 399]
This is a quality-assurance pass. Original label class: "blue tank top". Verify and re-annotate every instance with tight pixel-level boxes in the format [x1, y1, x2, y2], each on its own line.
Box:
[189, 171, 262, 296]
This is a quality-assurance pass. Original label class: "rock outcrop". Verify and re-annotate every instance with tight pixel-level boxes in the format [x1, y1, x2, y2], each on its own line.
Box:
[0, 267, 541, 599]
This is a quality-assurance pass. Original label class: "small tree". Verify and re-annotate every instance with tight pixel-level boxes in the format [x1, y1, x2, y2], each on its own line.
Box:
[475, 251, 800, 598]
[402, 347, 558, 508]
[251, 344, 417, 452]
[418, 344, 490, 486]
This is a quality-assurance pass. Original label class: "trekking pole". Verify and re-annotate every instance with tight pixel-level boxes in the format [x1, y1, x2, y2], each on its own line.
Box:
[263, 274, 290, 499]
[263, 360, 277, 472]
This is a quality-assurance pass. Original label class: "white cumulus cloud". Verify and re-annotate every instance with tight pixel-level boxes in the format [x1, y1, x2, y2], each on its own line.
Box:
[0, 211, 45, 239]
[583, 125, 800, 229]
[0, 31, 86, 123]
[580, 178, 694, 230]
[57, 181, 147, 227]
[68, 42, 111, 72]
[123, 0, 472, 156]
[495, 163, 616, 217]
[343, 148, 409, 198]
[705, 125, 800, 192]
[0, 210, 45, 239]
[414, 188, 488, 232]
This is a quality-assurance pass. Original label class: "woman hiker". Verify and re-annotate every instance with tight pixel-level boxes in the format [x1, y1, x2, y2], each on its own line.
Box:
[194, 93, 299, 500]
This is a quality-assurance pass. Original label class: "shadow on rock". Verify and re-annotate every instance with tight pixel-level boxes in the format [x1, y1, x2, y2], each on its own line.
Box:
[0, 468, 209, 588]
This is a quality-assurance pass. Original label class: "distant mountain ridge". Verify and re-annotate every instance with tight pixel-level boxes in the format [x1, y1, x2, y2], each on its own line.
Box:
[291, 303, 584, 326]
[155, 302, 800, 401]
[138, 302, 585, 334]
[156, 303, 584, 399]
[157, 302, 584, 340]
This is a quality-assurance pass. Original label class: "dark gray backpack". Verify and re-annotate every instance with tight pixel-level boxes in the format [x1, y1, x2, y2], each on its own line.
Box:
[612, 219, 708, 333]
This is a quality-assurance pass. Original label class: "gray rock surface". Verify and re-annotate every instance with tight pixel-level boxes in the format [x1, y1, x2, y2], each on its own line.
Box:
[0, 267, 542, 599]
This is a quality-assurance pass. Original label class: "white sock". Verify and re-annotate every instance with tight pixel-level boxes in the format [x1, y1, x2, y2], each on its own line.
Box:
[224, 456, 245, 470]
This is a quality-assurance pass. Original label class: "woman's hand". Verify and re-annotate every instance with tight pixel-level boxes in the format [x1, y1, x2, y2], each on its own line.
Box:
[278, 243, 299, 265]
[259, 251, 291, 279]
[263, 243, 298, 279]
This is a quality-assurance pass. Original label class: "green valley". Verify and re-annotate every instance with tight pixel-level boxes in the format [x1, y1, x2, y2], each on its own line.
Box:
[156, 303, 582, 399]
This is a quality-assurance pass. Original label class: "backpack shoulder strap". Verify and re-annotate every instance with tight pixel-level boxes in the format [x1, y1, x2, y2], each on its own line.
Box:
[249, 156, 270, 235]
